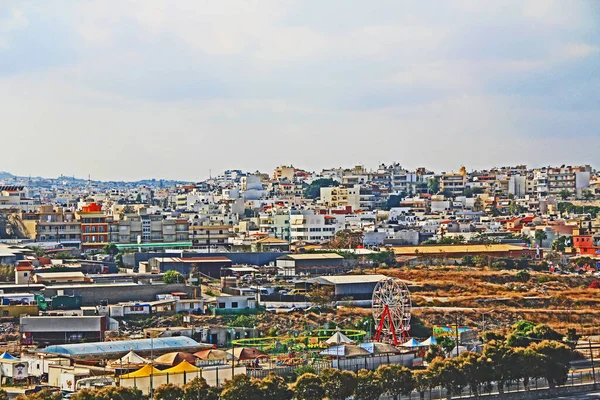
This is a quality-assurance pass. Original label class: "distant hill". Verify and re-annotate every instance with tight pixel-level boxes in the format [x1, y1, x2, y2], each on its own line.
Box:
[0, 171, 15, 180]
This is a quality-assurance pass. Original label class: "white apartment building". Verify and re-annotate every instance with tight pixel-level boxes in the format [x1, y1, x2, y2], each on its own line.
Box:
[289, 211, 343, 243]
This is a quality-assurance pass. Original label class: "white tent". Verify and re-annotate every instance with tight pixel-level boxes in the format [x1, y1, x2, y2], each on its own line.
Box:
[108, 350, 150, 369]
[401, 338, 423, 348]
[448, 346, 469, 357]
[325, 328, 355, 345]
[420, 336, 438, 346]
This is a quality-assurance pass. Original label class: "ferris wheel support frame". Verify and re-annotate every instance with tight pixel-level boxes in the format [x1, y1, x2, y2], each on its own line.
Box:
[374, 304, 399, 346]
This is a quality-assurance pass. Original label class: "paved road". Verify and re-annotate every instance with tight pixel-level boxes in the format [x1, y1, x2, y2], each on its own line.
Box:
[555, 392, 600, 399]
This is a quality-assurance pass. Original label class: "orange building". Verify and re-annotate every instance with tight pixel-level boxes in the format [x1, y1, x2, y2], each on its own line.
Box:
[572, 234, 599, 256]
[78, 202, 109, 250]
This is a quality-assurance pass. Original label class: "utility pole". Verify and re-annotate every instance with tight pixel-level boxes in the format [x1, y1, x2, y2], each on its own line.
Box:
[455, 314, 460, 358]
[590, 338, 597, 389]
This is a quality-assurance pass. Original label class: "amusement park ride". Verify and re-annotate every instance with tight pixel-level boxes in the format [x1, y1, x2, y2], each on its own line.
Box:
[371, 278, 412, 346]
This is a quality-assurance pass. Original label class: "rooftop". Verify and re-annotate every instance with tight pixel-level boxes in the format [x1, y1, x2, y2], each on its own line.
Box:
[279, 253, 344, 260]
[307, 274, 387, 285]
[392, 244, 528, 255]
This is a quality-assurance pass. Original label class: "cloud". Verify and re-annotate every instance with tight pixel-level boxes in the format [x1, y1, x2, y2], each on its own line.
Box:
[0, 0, 598, 180]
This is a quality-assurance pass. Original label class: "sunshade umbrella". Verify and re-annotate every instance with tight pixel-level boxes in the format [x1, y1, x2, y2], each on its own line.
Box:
[194, 349, 238, 361]
[226, 347, 268, 361]
[154, 352, 197, 366]
[320, 344, 371, 358]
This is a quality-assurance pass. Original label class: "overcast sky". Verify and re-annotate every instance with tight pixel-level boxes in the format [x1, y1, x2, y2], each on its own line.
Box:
[1, 1, 599, 181]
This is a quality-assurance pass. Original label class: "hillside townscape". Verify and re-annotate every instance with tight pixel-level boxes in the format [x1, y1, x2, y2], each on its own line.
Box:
[0, 163, 598, 399]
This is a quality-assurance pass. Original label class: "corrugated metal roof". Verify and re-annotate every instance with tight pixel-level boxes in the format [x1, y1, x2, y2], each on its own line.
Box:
[41, 337, 205, 357]
[307, 274, 387, 285]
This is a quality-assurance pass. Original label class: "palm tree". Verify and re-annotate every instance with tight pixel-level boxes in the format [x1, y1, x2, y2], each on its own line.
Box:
[534, 229, 547, 248]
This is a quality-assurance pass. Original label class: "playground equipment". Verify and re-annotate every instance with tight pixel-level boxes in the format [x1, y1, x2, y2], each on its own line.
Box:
[372, 278, 412, 346]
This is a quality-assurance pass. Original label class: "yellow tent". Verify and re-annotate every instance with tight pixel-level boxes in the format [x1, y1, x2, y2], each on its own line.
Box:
[162, 360, 201, 374]
[119, 364, 163, 378]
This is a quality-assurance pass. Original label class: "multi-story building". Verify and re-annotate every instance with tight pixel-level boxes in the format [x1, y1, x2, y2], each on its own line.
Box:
[258, 213, 290, 240]
[546, 165, 591, 198]
[189, 224, 235, 247]
[289, 211, 343, 243]
[440, 167, 467, 196]
[274, 166, 295, 182]
[35, 205, 81, 246]
[0, 186, 35, 211]
[320, 185, 361, 211]
[77, 202, 109, 251]
[109, 208, 189, 244]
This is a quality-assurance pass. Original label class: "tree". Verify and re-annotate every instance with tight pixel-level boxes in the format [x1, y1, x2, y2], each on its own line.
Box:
[328, 229, 364, 249]
[413, 370, 432, 400]
[18, 389, 62, 400]
[256, 372, 292, 400]
[319, 368, 357, 400]
[95, 386, 147, 400]
[528, 340, 576, 388]
[463, 187, 474, 198]
[516, 270, 530, 282]
[376, 364, 414, 400]
[71, 389, 99, 400]
[427, 358, 466, 399]
[427, 178, 440, 194]
[136, 193, 143, 203]
[163, 270, 184, 284]
[424, 345, 445, 362]
[293, 373, 324, 400]
[0, 390, 9, 400]
[481, 340, 514, 394]
[304, 178, 337, 199]
[456, 352, 490, 397]
[386, 194, 402, 210]
[558, 189, 571, 200]
[103, 243, 119, 256]
[355, 369, 382, 400]
[534, 229, 547, 248]
[507, 322, 561, 348]
[582, 190, 595, 201]
[220, 374, 261, 400]
[154, 383, 184, 400]
[183, 377, 220, 400]
[552, 236, 568, 252]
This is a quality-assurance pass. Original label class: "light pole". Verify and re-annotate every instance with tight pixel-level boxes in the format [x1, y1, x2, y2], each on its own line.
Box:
[480, 310, 496, 342]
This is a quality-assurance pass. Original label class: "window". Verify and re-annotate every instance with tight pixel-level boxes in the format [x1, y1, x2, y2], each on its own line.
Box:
[218, 302, 226, 308]
[23, 272, 28, 277]
[231, 302, 238, 308]
[2, 311, 8, 317]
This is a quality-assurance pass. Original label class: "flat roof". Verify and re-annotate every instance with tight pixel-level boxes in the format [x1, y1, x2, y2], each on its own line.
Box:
[392, 244, 528, 255]
[35, 272, 86, 279]
[115, 242, 193, 249]
[280, 253, 344, 260]
[307, 274, 388, 285]
[151, 256, 231, 263]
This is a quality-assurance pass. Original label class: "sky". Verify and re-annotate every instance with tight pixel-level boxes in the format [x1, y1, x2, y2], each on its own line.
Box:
[0, 0, 599, 181]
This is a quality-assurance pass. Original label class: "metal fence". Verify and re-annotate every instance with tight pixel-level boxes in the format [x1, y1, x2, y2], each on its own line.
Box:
[381, 370, 599, 400]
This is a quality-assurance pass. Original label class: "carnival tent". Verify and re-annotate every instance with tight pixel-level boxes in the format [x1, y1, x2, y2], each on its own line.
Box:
[108, 350, 150, 369]
[0, 352, 17, 360]
[162, 360, 201, 374]
[194, 349, 237, 361]
[400, 338, 423, 348]
[420, 336, 438, 346]
[325, 330, 355, 345]
[119, 364, 162, 378]
[320, 344, 371, 358]
[154, 352, 196, 367]
[226, 347, 267, 361]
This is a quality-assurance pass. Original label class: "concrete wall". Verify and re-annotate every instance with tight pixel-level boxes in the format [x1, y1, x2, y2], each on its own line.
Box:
[42, 283, 192, 306]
